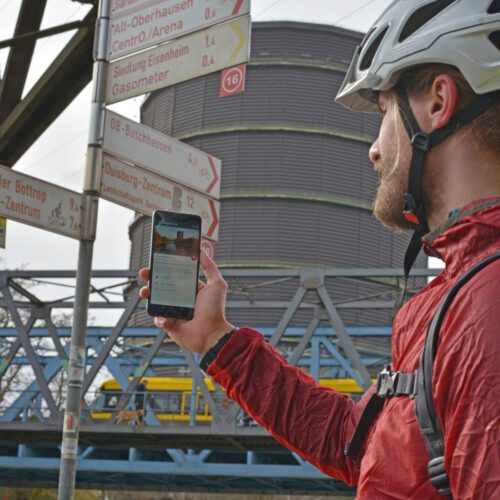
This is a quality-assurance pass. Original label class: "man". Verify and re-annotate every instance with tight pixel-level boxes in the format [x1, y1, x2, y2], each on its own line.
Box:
[134, 379, 148, 424]
[140, 1, 500, 497]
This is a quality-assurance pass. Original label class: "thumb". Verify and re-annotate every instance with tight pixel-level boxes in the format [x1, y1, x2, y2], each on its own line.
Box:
[200, 248, 223, 284]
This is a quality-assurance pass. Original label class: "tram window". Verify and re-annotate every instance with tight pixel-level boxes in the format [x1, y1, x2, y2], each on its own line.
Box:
[154, 393, 181, 412]
[182, 394, 206, 413]
[198, 396, 206, 412]
[103, 392, 120, 408]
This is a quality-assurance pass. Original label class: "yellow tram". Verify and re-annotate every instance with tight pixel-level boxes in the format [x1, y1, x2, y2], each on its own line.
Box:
[92, 377, 366, 423]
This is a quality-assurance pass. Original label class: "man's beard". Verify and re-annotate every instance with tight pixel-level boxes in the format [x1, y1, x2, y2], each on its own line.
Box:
[372, 161, 411, 232]
[372, 156, 444, 232]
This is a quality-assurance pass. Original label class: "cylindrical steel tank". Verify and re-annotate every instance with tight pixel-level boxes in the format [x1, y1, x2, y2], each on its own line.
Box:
[129, 21, 426, 329]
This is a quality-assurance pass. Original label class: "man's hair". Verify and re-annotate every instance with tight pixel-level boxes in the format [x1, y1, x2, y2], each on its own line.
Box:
[399, 64, 500, 156]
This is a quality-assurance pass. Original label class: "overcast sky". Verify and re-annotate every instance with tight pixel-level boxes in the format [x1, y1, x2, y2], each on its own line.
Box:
[0, 0, 397, 323]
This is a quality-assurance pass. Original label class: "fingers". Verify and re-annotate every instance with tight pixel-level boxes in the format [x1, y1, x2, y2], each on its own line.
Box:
[154, 316, 166, 329]
[198, 280, 207, 292]
[138, 267, 150, 281]
[200, 249, 224, 284]
[139, 268, 150, 298]
[154, 316, 177, 330]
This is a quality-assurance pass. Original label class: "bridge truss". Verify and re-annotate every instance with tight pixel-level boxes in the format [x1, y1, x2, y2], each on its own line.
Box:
[0, 267, 436, 495]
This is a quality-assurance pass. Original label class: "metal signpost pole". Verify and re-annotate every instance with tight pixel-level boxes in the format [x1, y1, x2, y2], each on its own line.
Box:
[57, 0, 109, 498]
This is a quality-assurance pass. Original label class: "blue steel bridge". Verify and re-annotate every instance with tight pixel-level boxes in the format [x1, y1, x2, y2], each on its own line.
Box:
[0, 267, 436, 495]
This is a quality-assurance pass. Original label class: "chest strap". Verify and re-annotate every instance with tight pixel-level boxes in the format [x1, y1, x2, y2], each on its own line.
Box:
[344, 366, 417, 460]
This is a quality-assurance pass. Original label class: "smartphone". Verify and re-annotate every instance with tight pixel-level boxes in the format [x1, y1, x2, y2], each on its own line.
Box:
[147, 210, 201, 320]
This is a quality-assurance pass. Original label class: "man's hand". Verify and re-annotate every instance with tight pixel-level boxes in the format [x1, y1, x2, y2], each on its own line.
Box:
[138, 250, 234, 356]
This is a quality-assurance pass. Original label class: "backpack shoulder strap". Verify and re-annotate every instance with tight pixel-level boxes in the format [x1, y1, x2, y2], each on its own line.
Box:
[415, 250, 500, 497]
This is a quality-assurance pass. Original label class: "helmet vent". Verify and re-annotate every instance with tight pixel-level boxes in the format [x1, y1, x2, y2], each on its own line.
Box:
[488, 0, 500, 13]
[399, 0, 456, 43]
[489, 31, 500, 50]
[359, 27, 389, 71]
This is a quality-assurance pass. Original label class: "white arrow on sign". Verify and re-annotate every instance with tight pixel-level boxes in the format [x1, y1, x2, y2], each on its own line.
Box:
[106, 15, 250, 104]
[0, 164, 82, 239]
[103, 110, 221, 198]
[100, 154, 220, 240]
[108, 0, 250, 60]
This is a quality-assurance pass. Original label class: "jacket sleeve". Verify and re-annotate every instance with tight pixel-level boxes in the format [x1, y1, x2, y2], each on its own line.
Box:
[435, 261, 500, 499]
[208, 326, 373, 485]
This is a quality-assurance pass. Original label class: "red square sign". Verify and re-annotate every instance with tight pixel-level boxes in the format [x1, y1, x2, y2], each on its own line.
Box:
[219, 64, 246, 97]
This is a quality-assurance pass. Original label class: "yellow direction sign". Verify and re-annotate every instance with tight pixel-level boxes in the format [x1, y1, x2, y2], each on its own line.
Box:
[106, 15, 250, 104]
[108, 0, 250, 60]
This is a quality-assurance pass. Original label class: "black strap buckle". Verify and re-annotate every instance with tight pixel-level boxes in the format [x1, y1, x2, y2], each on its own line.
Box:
[412, 132, 431, 152]
[428, 456, 451, 496]
[402, 193, 425, 228]
[376, 365, 395, 398]
[376, 365, 417, 398]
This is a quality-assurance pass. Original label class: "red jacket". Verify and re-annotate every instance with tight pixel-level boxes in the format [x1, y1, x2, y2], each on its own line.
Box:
[208, 199, 500, 499]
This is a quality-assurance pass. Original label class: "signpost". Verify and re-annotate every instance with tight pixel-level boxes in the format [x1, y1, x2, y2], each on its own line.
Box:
[108, 0, 250, 60]
[100, 154, 220, 239]
[0, 164, 82, 239]
[103, 110, 221, 198]
[59, 0, 251, 495]
[0, 217, 6, 249]
[105, 15, 251, 103]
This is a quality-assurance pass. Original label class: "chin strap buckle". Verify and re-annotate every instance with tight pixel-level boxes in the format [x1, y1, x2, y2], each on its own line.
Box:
[402, 193, 424, 229]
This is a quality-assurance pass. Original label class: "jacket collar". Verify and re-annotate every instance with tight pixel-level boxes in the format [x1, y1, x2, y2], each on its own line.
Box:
[422, 197, 500, 274]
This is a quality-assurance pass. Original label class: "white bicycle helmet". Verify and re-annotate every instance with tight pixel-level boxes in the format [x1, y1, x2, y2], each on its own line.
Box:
[335, 0, 500, 346]
[336, 0, 500, 112]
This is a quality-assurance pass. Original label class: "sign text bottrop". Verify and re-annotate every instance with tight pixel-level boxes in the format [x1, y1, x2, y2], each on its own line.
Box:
[0, 165, 82, 239]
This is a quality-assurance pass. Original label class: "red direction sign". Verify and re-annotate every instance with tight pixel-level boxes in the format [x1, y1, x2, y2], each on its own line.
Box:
[99, 154, 220, 240]
[220, 64, 246, 97]
[103, 110, 221, 198]
[0, 164, 82, 239]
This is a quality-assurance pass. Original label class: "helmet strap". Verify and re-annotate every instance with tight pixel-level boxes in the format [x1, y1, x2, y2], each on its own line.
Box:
[394, 83, 500, 306]
[394, 84, 430, 307]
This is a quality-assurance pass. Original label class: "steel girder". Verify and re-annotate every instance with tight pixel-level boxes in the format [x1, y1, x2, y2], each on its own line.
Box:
[0, 5, 96, 166]
[0, 266, 436, 493]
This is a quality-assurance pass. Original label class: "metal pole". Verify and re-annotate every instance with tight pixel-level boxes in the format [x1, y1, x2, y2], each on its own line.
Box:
[57, 1, 109, 498]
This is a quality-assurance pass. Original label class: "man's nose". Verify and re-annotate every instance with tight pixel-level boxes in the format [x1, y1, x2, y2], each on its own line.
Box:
[369, 138, 380, 164]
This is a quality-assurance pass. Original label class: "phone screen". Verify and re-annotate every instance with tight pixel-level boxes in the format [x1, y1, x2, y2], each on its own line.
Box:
[148, 211, 201, 319]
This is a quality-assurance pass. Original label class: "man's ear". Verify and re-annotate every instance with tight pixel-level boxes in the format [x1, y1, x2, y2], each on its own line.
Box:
[429, 74, 459, 130]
